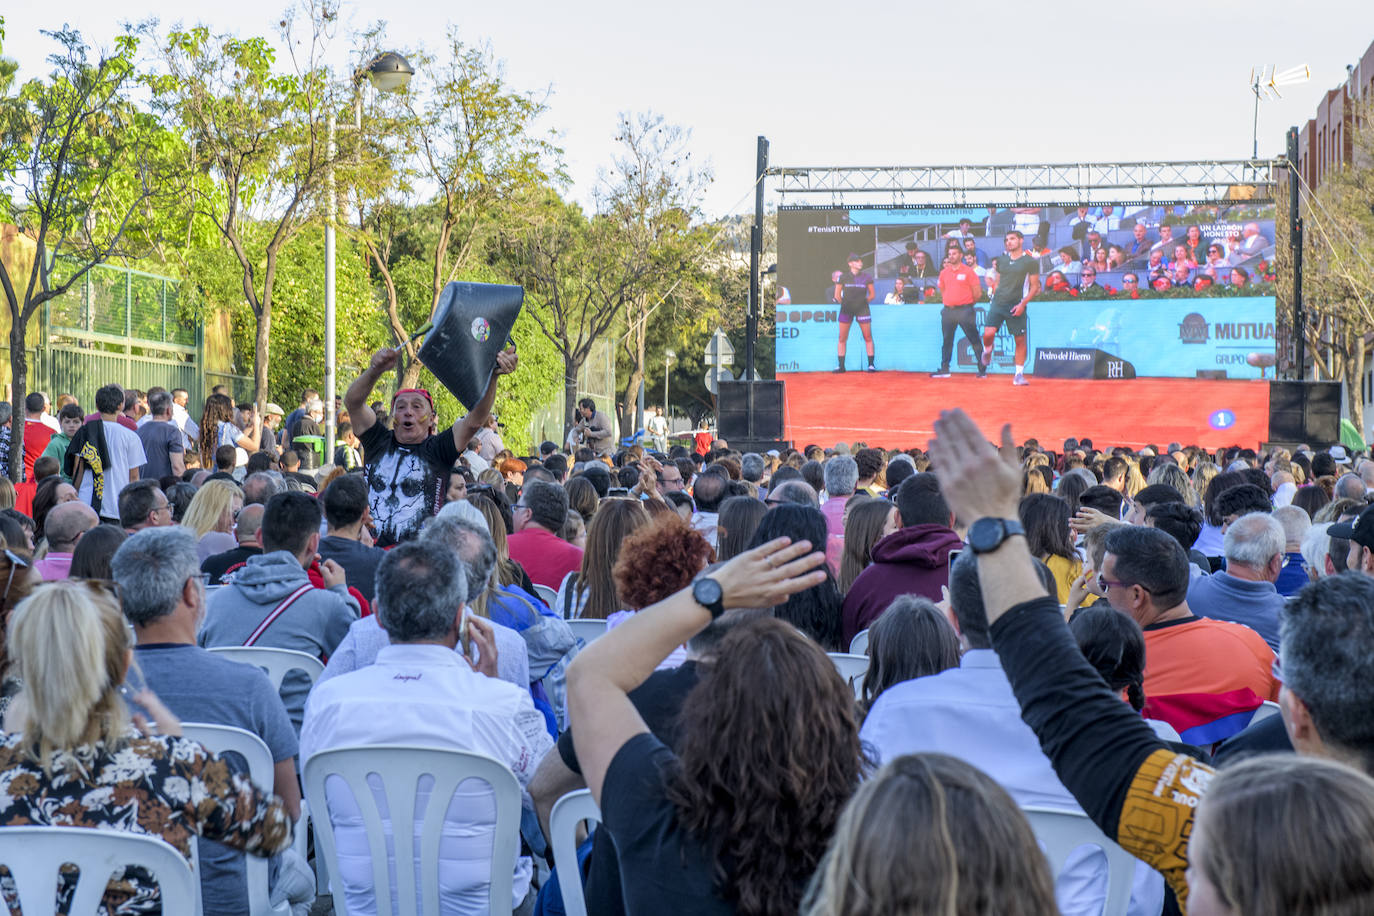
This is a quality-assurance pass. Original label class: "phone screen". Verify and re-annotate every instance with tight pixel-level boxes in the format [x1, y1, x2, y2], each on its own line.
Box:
[948, 548, 962, 577]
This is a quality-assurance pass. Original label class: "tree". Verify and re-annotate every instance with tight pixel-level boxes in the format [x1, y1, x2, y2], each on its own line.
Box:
[1285, 96, 1374, 433]
[595, 112, 712, 438]
[501, 192, 638, 431]
[0, 24, 173, 481]
[349, 27, 558, 389]
[152, 10, 335, 410]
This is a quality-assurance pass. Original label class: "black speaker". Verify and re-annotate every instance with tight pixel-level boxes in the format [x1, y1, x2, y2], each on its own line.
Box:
[718, 380, 785, 442]
[1268, 381, 1342, 444]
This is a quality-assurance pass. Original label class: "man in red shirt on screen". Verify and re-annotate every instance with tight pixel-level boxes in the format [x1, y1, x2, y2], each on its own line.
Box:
[933, 248, 986, 379]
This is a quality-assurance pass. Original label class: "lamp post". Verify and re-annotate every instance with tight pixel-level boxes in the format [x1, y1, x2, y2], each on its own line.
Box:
[663, 349, 676, 418]
[325, 51, 414, 462]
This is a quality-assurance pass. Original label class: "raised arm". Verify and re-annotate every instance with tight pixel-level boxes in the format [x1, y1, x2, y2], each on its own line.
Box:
[452, 347, 518, 454]
[567, 538, 826, 804]
[344, 348, 399, 438]
[929, 410, 1205, 905]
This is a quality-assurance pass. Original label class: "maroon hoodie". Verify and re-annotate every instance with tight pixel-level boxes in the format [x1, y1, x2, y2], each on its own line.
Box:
[841, 523, 963, 645]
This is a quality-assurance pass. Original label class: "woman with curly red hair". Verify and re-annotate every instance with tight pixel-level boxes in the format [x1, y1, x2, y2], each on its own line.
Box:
[608, 513, 716, 668]
[568, 535, 865, 916]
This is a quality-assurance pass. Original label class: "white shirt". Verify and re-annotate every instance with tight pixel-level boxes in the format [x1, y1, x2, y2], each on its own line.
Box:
[39, 412, 59, 432]
[76, 420, 147, 519]
[861, 650, 1164, 916]
[171, 402, 200, 453]
[300, 643, 553, 915]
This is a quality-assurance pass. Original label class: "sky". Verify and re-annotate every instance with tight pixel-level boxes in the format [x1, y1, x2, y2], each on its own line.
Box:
[7, 1, 1374, 220]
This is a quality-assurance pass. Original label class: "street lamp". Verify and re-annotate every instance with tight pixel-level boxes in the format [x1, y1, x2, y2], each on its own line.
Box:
[663, 349, 676, 419]
[325, 51, 415, 462]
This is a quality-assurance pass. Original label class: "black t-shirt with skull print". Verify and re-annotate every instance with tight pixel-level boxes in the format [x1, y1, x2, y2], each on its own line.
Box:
[359, 422, 459, 547]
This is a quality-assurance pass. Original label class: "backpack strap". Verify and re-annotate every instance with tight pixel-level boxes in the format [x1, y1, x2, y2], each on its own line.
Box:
[243, 582, 315, 647]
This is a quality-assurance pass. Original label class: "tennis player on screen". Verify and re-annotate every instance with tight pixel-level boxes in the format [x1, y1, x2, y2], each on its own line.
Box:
[834, 253, 876, 373]
[982, 230, 1040, 387]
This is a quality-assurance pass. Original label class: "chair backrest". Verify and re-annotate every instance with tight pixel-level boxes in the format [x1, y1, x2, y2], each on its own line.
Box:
[532, 584, 558, 608]
[549, 789, 602, 916]
[303, 745, 521, 916]
[0, 826, 196, 915]
[208, 646, 325, 691]
[566, 619, 608, 644]
[1249, 699, 1282, 725]
[827, 652, 870, 699]
[1022, 806, 1136, 916]
[848, 629, 870, 656]
[181, 723, 282, 916]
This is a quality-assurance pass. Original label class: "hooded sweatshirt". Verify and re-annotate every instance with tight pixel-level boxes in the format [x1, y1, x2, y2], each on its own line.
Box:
[198, 550, 360, 731]
[841, 524, 964, 645]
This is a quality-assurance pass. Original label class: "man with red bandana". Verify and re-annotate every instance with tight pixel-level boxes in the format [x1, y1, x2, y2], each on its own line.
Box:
[345, 346, 518, 546]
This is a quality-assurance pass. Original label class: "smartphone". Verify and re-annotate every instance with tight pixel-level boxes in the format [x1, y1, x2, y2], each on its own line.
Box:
[948, 548, 962, 578]
[119, 656, 155, 731]
[459, 607, 473, 659]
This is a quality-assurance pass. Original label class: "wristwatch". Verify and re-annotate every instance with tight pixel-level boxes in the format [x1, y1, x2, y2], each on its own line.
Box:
[692, 577, 726, 619]
[968, 517, 1025, 554]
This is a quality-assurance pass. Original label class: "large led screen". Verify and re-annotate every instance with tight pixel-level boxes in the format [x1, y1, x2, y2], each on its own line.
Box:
[775, 203, 1278, 380]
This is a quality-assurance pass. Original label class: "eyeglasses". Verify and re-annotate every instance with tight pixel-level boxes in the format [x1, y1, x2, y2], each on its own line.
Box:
[1097, 572, 1152, 593]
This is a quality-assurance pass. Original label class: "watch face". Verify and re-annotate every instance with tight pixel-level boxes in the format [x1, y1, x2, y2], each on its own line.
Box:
[968, 518, 1004, 553]
[694, 577, 723, 607]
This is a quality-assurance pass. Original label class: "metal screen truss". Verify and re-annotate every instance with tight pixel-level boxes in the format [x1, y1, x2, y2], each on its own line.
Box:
[773, 159, 1284, 207]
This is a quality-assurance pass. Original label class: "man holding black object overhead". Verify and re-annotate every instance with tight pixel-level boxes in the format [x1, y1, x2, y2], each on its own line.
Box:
[933, 247, 987, 379]
[345, 345, 517, 546]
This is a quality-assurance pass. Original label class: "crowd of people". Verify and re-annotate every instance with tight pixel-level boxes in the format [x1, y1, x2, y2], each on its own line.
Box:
[0, 345, 1369, 915]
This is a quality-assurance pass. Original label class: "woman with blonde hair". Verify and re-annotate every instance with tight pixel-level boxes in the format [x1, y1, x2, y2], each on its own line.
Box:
[468, 493, 536, 595]
[180, 477, 244, 561]
[1148, 461, 1200, 508]
[803, 753, 1058, 916]
[0, 582, 290, 907]
[556, 498, 650, 619]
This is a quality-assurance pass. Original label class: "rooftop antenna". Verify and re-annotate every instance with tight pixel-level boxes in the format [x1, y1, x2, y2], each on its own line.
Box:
[1251, 64, 1311, 159]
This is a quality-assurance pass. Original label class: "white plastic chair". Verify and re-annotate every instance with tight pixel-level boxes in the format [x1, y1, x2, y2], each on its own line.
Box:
[1022, 807, 1137, 916]
[0, 826, 197, 915]
[207, 646, 325, 690]
[848, 629, 870, 656]
[182, 722, 304, 916]
[1249, 699, 1282, 724]
[532, 584, 558, 608]
[303, 745, 521, 916]
[828, 652, 870, 699]
[549, 789, 602, 916]
[566, 619, 608, 644]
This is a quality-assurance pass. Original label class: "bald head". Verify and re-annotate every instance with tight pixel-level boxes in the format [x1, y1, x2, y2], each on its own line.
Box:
[46, 501, 99, 551]
[235, 503, 266, 545]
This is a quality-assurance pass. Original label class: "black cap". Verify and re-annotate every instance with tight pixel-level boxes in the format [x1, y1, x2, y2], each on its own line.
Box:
[846, 252, 862, 261]
[1328, 503, 1374, 550]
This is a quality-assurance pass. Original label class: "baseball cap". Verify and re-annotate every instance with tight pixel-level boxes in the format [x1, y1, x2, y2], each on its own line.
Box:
[264, 402, 285, 417]
[846, 252, 862, 262]
[1329, 503, 1374, 549]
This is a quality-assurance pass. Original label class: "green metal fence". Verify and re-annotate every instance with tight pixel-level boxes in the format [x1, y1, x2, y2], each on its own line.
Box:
[25, 260, 218, 410]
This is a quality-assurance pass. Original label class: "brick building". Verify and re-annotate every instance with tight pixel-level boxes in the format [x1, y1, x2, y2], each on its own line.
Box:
[1296, 38, 1374, 191]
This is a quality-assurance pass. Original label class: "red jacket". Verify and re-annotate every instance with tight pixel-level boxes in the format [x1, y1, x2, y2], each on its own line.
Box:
[841, 524, 963, 645]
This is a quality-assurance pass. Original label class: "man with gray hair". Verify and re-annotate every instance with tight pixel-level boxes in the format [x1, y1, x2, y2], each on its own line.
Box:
[299, 539, 552, 916]
[111, 526, 309, 915]
[766, 479, 819, 508]
[1186, 511, 1286, 651]
[739, 453, 765, 486]
[318, 515, 530, 692]
[507, 479, 582, 588]
[1333, 472, 1366, 502]
[241, 470, 286, 506]
[1272, 504, 1312, 596]
[33, 501, 97, 579]
[820, 454, 859, 572]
